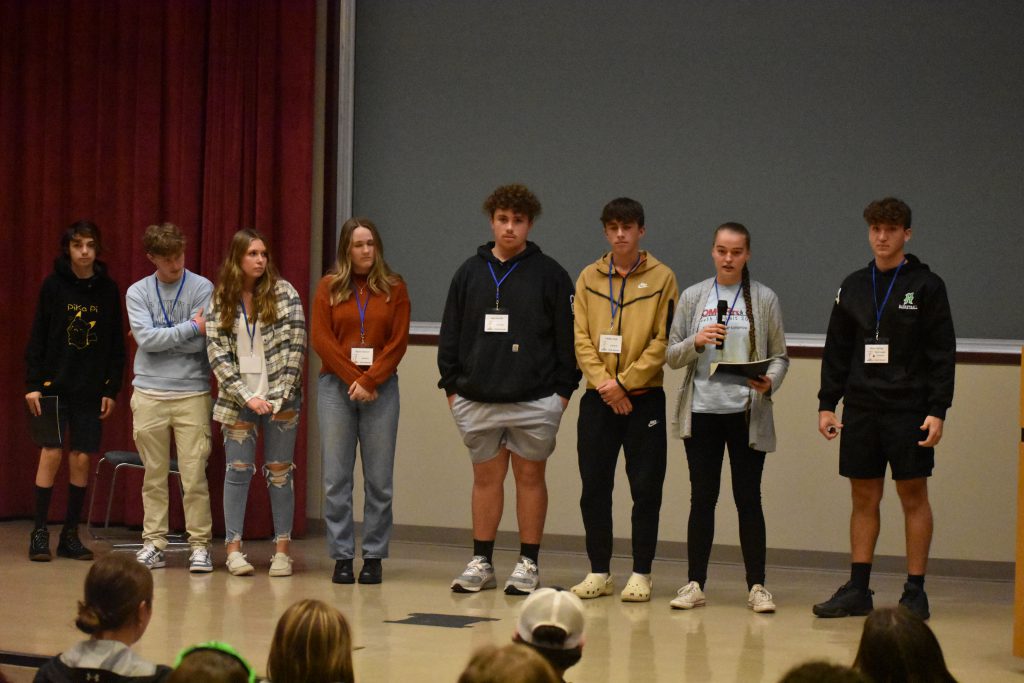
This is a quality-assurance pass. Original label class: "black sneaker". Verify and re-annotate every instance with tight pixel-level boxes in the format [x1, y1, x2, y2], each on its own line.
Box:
[358, 558, 383, 584]
[56, 527, 94, 561]
[332, 559, 355, 584]
[812, 581, 873, 617]
[29, 527, 51, 562]
[898, 582, 930, 620]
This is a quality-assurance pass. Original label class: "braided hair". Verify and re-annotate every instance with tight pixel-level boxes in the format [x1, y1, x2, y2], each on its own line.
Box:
[715, 222, 756, 361]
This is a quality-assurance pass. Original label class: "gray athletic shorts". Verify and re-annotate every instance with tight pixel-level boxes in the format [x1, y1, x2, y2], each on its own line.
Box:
[450, 393, 565, 464]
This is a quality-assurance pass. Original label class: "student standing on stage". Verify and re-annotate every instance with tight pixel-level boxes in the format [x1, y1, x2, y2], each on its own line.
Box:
[207, 229, 306, 577]
[25, 220, 126, 562]
[665, 222, 789, 613]
[126, 223, 215, 573]
[569, 197, 678, 603]
[814, 197, 955, 620]
[439, 184, 580, 595]
[313, 218, 410, 585]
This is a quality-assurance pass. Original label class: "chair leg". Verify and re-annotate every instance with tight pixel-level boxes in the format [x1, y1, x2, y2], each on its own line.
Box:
[105, 464, 125, 530]
[86, 457, 107, 540]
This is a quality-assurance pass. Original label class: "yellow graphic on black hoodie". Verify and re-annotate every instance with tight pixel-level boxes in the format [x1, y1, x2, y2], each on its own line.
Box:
[67, 311, 98, 349]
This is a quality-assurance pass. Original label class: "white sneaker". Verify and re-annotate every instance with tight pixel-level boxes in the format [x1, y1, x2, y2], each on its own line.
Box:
[451, 555, 496, 593]
[188, 546, 213, 573]
[571, 573, 614, 599]
[504, 556, 539, 595]
[226, 550, 255, 576]
[269, 552, 293, 577]
[670, 581, 706, 610]
[748, 584, 776, 613]
[136, 543, 166, 570]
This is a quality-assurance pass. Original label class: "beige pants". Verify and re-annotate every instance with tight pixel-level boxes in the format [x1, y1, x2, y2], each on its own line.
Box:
[131, 391, 213, 549]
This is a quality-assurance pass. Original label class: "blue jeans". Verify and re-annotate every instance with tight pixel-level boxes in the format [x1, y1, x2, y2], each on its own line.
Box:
[222, 397, 300, 543]
[319, 373, 400, 560]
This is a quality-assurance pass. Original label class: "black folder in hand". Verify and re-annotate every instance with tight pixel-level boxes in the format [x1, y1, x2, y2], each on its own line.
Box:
[29, 395, 61, 447]
[709, 359, 774, 387]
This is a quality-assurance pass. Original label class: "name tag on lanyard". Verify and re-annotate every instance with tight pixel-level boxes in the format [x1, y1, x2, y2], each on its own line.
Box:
[599, 334, 622, 354]
[240, 353, 264, 374]
[864, 338, 890, 364]
[484, 308, 510, 333]
[351, 346, 374, 366]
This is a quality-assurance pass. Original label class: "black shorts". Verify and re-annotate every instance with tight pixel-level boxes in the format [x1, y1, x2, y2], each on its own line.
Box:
[838, 406, 934, 480]
[39, 395, 103, 454]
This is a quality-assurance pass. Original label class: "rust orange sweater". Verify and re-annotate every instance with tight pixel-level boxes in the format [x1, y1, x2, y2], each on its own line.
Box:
[311, 275, 410, 392]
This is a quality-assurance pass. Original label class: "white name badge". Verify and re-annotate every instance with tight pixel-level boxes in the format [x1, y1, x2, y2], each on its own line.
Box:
[484, 311, 509, 333]
[239, 353, 263, 374]
[599, 334, 623, 354]
[864, 344, 890, 364]
[351, 347, 374, 366]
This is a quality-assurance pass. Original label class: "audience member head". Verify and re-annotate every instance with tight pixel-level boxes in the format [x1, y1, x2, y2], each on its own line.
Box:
[266, 599, 354, 683]
[779, 660, 869, 683]
[74, 553, 154, 644]
[512, 588, 585, 677]
[458, 644, 560, 683]
[853, 607, 957, 683]
[170, 641, 255, 683]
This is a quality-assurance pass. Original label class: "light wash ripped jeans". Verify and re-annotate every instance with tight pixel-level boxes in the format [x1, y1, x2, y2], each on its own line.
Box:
[222, 396, 300, 543]
[318, 373, 399, 560]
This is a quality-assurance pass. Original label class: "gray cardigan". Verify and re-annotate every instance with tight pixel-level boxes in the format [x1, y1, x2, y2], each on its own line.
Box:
[665, 277, 789, 452]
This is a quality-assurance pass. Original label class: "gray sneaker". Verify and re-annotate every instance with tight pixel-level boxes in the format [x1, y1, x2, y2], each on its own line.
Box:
[504, 556, 539, 595]
[188, 546, 214, 573]
[451, 555, 496, 593]
[136, 543, 166, 570]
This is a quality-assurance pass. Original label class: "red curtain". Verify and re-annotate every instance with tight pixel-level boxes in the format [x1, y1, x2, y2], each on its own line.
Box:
[0, 0, 316, 540]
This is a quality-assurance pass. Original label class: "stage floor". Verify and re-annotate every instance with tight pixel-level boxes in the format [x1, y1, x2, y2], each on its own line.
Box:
[0, 519, 1019, 682]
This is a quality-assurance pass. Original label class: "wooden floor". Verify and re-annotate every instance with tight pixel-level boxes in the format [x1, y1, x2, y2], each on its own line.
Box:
[0, 519, 1020, 682]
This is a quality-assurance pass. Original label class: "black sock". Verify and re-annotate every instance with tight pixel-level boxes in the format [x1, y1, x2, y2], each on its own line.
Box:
[64, 484, 87, 529]
[473, 539, 495, 564]
[34, 485, 53, 529]
[851, 562, 872, 591]
[907, 574, 925, 589]
[363, 557, 381, 567]
[520, 543, 540, 564]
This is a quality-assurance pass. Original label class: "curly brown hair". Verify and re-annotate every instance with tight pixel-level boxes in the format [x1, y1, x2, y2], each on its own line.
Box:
[142, 222, 186, 257]
[863, 197, 912, 228]
[482, 184, 542, 220]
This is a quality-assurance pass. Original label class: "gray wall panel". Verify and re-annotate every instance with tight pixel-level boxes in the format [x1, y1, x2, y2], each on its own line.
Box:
[352, 0, 1024, 337]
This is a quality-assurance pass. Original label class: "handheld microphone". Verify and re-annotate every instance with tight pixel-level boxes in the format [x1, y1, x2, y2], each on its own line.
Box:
[716, 300, 728, 350]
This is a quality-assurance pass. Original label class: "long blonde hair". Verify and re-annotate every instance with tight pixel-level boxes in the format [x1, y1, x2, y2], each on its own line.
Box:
[267, 599, 354, 683]
[327, 217, 401, 305]
[214, 229, 280, 332]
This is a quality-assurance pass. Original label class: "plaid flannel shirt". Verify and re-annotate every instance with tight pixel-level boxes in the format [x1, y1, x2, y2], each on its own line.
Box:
[207, 279, 306, 424]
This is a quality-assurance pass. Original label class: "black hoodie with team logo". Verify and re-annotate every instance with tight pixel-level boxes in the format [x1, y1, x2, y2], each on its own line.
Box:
[25, 257, 126, 400]
[818, 253, 955, 419]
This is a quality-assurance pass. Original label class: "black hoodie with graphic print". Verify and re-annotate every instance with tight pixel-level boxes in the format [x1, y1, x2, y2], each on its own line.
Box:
[818, 254, 955, 419]
[25, 257, 126, 399]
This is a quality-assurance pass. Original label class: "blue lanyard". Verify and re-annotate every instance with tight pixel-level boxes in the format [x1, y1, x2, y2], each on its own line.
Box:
[871, 259, 906, 341]
[239, 299, 257, 350]
[155, 272, 186, 328]
[353, 284, 370, 344]
[487, 261, 519, 308]
[713, 279, 743, 328]
[608, 254, 642, 328]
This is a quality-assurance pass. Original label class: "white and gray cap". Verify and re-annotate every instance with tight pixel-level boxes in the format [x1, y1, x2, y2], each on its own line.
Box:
[516, 587, 586, 650]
